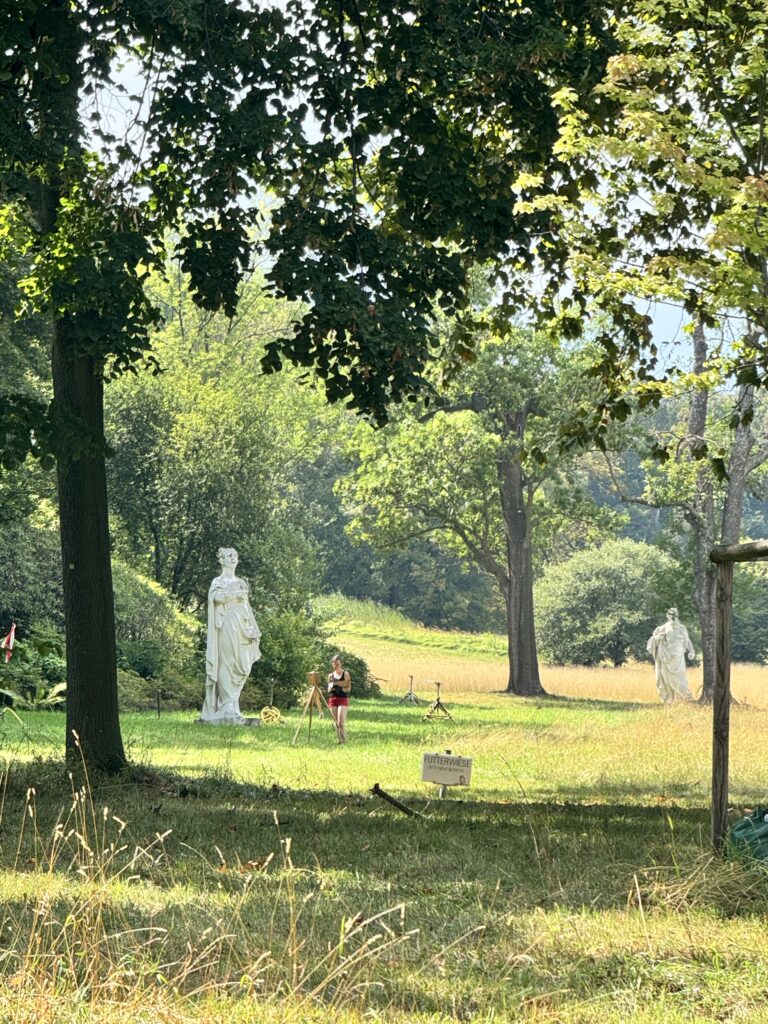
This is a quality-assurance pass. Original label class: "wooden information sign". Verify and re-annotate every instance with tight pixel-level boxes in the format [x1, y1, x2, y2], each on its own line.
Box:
[421, 752, 472, 787]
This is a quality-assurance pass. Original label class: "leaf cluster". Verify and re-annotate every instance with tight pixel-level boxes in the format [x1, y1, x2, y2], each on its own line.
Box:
[523, 0, 768, 447]
[0, 0, 617, 471]
[535, 538, 686, 666]
[261, 0, 615, 420]
[340, 328, 613, 579]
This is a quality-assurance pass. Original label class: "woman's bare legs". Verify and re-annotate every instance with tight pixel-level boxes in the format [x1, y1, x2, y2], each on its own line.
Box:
[329, 705, 339, 741]
[330, 705, 348, 743]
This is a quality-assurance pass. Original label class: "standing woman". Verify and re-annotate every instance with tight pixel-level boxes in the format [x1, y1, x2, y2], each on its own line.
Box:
[327, 654, 351, 743]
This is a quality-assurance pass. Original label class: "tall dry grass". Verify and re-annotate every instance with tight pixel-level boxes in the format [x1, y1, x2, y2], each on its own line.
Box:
[542, 662, 768, 706]
[324, 595, 768, 706]
[0, 752, 415, 1022]
[337, 633, 768, 708]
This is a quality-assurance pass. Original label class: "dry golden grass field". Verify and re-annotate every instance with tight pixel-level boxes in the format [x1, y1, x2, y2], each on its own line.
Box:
[316, 594, 768, 706]
[341, 634, 768, 707]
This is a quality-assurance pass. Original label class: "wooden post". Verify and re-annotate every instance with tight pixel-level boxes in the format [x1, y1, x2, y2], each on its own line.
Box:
[712, 560, 733, 852]
[709, 540, 768, 851]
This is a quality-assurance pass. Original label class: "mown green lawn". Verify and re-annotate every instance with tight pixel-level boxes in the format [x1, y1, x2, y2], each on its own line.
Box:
[1, 693, 768, 1023]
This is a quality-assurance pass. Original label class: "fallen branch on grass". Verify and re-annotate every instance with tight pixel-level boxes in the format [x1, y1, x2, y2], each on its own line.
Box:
[371, 783, 424, 818]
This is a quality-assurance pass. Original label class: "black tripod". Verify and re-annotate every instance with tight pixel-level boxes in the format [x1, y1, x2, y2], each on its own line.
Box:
[398, 674, 420, 705]
[422, 680, 452, 721]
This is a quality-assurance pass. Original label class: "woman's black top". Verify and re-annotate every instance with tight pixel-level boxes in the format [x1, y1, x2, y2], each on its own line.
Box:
[329, 672, 349, 698]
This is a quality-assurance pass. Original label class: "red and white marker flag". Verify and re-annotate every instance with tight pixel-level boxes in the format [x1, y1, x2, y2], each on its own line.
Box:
[0, 623, 16, 664]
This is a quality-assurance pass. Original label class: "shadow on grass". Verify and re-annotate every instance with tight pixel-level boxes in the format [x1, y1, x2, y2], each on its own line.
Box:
[489, 691, 658, 713]
[3, 757, 753, 919]
[380, 690, 664, 715]
[119, 704, 570, 751]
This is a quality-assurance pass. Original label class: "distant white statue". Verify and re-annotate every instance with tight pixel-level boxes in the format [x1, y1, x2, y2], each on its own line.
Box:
[200, 547, 261, 724]
[646, 607, 695, 703]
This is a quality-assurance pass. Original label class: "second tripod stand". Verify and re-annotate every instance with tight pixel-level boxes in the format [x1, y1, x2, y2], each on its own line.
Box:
[422, 680, 453, 721]
[399, 674, 420, 705]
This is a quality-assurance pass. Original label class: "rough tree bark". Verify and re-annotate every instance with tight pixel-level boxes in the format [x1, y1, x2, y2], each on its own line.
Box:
[37, 7, 126, 770]
[698, 380, 757, 703]
[52, 326, 126, 770]
[685, 322, 717, 704]
[497, 410, 544, 696]
[684, 323, 758, 704]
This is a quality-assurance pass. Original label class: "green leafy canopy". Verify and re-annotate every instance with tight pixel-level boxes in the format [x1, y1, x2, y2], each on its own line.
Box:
[520, 0, 768, 448]
[0, 0, 616, 467]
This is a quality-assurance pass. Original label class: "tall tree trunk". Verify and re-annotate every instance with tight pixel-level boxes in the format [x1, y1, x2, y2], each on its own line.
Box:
[694, 524, 717, 702]
[38, 6, 126, 770]
[684, 322, 718, 704]
[690, 316, 755, 703]
[498, 434, 544, 696]
[52, 323, 126, 771]
[499, 549, 543, 695]
[722, 384, 755, 545]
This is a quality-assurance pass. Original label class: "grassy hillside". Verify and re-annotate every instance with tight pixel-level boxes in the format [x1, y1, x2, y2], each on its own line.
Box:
[315, 593, 508, 657]
[316, 594, 768, 707]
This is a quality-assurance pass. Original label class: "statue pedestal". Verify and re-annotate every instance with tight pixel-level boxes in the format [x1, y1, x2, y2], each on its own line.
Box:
[197, 716, 262, 727]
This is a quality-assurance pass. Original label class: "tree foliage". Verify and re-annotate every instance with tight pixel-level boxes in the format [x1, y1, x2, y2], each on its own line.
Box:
[341, 328, 623, 693]
[295, 443, 504, 630]
[0, 0, 617, 460]
[105, 271, 326, 609]
[732, 562, 768, 664]
[343, 331, 617, 563]
[603, 324, 768, 698]
[511, 0, 768, 696]
[535, 539, 685, 667]
[0, 0, 616, 767]
[260, 0, 614, 417]
[528, 0, 768, 442]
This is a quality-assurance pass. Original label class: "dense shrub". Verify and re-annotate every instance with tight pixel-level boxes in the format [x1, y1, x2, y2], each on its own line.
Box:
[0, 525, 64, 634]
[119, 602, 361, 714]
[535, 539, 687, 666]
[0, 649, 46, 702]
[118, 666, 203, 711]
[732, 562, 768, 663]
[247, 607, 326, 710]
[0, 545, 203, 706]
[0, 624, 66, 705]
[112, 561, 200, 683]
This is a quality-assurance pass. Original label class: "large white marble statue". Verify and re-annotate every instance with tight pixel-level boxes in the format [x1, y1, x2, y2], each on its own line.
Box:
[646, 607, 695, 703]
[200, 547, 261, 724]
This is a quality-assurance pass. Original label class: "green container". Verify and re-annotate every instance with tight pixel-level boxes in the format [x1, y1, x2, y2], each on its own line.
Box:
[726, 808, 768, 862]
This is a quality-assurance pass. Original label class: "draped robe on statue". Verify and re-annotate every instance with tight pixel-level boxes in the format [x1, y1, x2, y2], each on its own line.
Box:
[646, 619, 695, 703]
[201, 575, 261, 722]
